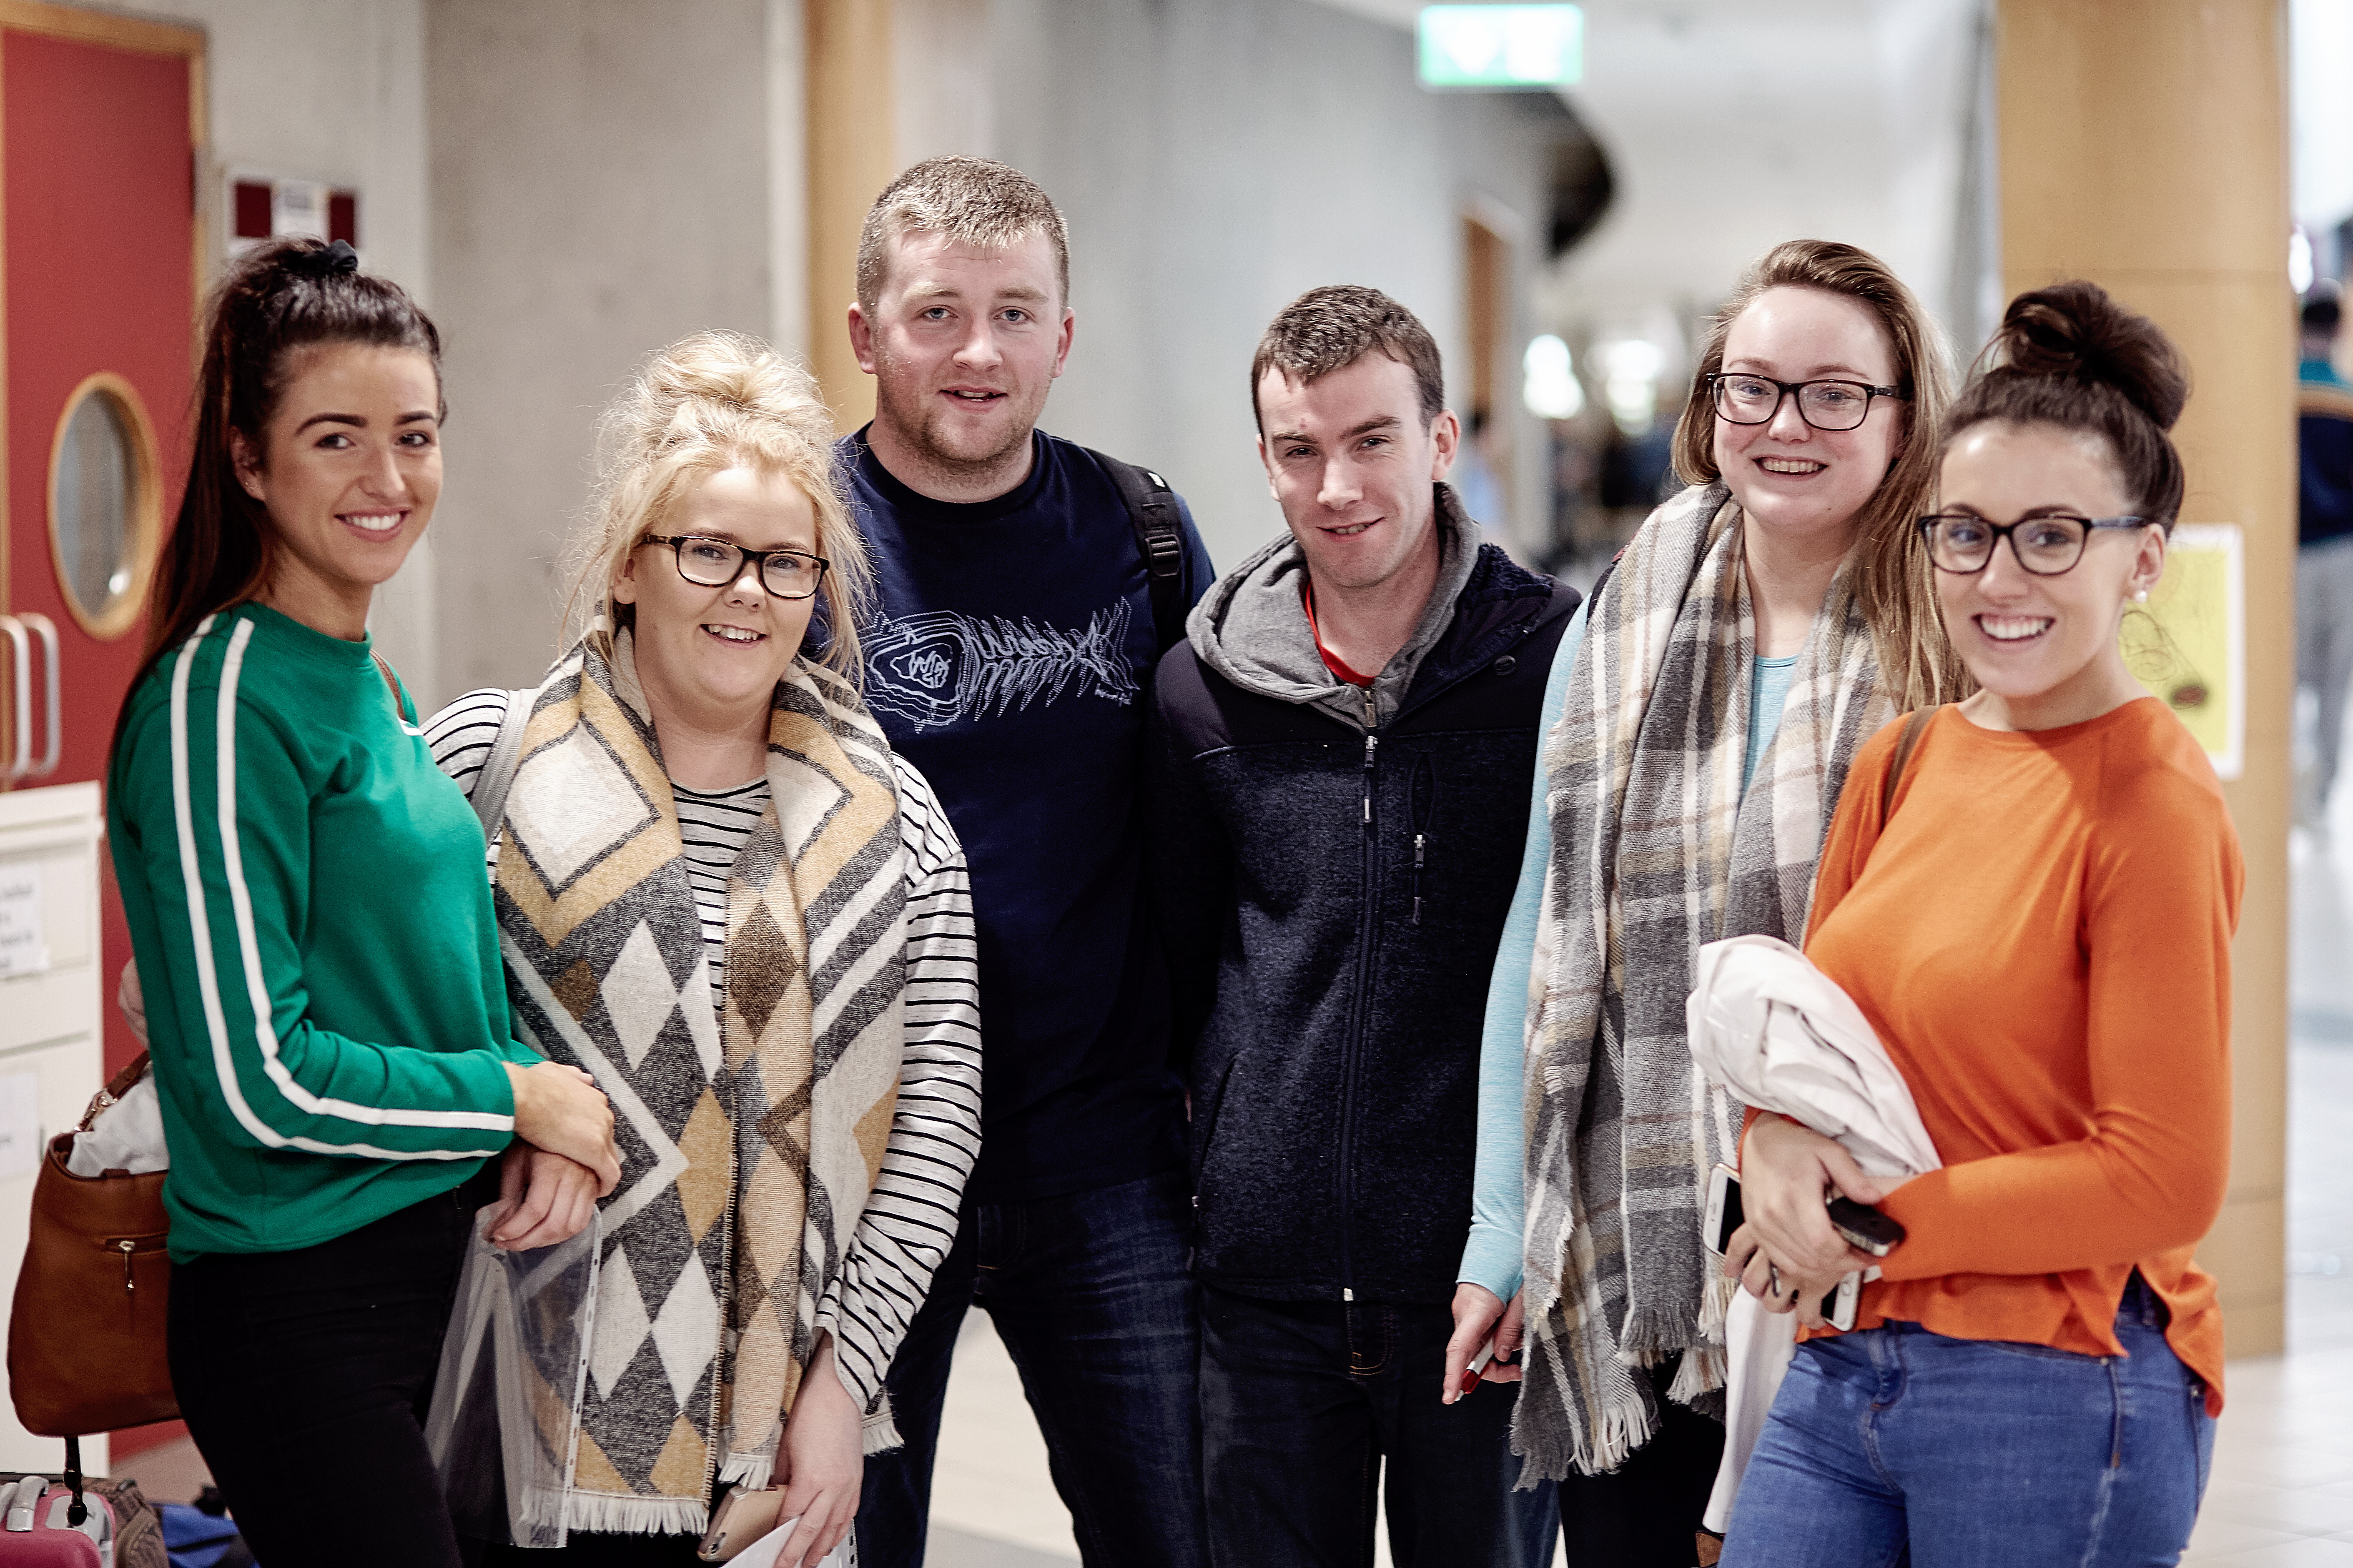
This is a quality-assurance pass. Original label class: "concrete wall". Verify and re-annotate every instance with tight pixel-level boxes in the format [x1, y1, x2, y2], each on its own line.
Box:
[422, 0, 788, 705]
[983, 0, 1579, 573]
[103, 0, 440, 690]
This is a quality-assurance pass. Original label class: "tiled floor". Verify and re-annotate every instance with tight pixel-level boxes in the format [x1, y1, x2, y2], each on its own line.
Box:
[2183, 790, 2353, 1567]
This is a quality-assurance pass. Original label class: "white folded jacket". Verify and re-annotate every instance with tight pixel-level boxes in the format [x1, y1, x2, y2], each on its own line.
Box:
[1685, 933, 1942, 1533]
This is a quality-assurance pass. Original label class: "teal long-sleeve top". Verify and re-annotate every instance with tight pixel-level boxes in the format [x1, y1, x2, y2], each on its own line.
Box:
[1457, 597, 1797, 1302]
[109, 604, 536, 1260]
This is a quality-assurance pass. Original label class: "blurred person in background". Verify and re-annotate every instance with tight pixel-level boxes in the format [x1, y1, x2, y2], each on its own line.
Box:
[2298, 282, 2353, 821]
[1147, 286, 1577, 1566]
[108, 237, 619, 1568]
[1722, 281, 2236, 1568]
[427, 332, 980, 1566]
[1460, 239, 1960, 1566]
[837, 157, 1216, 1568]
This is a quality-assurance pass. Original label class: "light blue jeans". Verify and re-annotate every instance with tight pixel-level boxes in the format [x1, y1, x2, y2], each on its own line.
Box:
[1721, 1276, 2213, 1567]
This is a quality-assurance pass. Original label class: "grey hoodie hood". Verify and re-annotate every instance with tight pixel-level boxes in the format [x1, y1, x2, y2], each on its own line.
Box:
[1185, 483, 1484, 731]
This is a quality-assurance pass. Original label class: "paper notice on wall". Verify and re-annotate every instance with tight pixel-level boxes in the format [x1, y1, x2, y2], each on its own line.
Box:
[2122, 523, 2245, 780]
[0, 862, 45, 977]
[0, 1072, 39, 1180]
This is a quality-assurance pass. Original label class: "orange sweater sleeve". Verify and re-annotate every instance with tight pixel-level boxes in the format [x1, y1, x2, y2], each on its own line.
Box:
[1871, 761, 2243, 1280]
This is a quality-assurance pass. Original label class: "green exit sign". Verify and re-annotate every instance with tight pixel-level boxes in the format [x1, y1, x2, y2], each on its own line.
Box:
[1417, 5, 1583, 89]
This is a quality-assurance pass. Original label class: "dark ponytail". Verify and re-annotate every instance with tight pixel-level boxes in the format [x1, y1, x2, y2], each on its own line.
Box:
[117, 237, 442, 743]
[1947, 281, 2190, 530]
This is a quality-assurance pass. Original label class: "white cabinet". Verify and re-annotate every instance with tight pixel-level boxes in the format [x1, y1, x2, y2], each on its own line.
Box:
[0, 782, 106, 1475]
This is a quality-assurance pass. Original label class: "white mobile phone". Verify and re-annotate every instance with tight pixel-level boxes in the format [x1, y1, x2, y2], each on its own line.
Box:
[1704, 1163, 1742, 1255]
[1823, 1271, 1860, 1331]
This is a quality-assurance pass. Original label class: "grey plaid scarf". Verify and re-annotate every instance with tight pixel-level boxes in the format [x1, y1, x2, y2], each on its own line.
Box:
[1515, 482, 1891, 1481]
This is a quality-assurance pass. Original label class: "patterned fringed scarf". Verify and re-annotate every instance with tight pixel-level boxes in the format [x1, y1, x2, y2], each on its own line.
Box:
[1515, 483, 1891, 1483]
[492, 629, 909, 1533]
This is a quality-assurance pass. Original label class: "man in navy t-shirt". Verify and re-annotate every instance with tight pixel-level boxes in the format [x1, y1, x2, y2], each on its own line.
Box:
[841, 157, 1214, 1568]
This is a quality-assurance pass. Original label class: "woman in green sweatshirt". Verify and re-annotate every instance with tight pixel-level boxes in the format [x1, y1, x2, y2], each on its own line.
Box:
[105, 237, 619, 1568]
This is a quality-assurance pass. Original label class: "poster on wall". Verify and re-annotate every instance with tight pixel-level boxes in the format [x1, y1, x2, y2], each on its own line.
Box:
[2120, 522, 2244, 780]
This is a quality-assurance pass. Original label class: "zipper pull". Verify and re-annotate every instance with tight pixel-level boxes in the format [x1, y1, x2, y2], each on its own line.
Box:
[1412, 832, 1426, 927]
[118, 1239, 136, 1293]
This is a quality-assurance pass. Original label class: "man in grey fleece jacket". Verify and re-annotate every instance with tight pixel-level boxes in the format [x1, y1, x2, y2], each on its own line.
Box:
[1146, 287, 1577, 1567]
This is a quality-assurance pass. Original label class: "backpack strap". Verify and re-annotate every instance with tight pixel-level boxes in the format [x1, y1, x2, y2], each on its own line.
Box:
[470, 689, 534, 847]
[1877, 704, 1939, 826]
[1081, 446, 1189, 655]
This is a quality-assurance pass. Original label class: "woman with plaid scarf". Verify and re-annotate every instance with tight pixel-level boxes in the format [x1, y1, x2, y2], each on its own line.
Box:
[1449, 240, 1963, 1567]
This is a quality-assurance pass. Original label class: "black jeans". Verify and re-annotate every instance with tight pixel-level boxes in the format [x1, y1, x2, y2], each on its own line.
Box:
[854, 1171, 1208, 1568]
[1198, 1285, 1556, 1568]
[1555, 1355, 1726, 1568]
[170, 1164, 499, 1568]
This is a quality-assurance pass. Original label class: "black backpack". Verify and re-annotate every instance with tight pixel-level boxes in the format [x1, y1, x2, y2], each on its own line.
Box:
[1081, 446, 1192, 656]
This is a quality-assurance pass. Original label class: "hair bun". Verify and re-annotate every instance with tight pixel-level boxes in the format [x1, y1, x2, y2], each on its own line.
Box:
[632, 331, 825, 450]
[1992, 281, 2188, 432]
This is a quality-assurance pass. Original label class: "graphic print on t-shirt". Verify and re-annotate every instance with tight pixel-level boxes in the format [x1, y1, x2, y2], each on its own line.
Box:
[863, 598, 1141, 731]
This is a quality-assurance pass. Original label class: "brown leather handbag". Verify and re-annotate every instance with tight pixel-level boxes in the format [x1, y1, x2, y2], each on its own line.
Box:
[5, 1053, 176, 1436]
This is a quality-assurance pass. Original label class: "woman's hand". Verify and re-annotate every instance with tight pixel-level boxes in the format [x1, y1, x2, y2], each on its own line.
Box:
[1724, 1222, 1845, 1327]
[118, 962, 149, 1047]
[484, 1143, 603, 1250]
[1442, 1283, 1510, 1405]
[1731, 1115, 1904, 1323]
[503, 1062, 620, 1195]
[775, 1335, 862, 1568]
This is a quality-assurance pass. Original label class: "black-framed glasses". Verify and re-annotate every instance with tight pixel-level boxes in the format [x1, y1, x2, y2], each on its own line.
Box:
[642, 535, 829, 600]
[1707, 373, 1908, 432]
[1918, 512, 2148, 576]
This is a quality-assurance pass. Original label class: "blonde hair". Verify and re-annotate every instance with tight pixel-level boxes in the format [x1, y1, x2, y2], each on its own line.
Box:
[567, 330, 871, 680]
[855, 156, 1070, 313]
[1669, 239, 1965, 710]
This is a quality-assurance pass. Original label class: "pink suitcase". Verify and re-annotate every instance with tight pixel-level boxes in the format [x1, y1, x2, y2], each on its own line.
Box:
[0, 1477, 108, 1566]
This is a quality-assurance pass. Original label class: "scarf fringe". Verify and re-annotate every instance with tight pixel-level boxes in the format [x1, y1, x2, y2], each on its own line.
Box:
[1697, 1268, 1738, 1345]
[562, 1491, 709, 1537]
[1514, 1380, 1659, 1483]
[1668, 1343, 1727, 1405]
[861, 1395, 903, 1457]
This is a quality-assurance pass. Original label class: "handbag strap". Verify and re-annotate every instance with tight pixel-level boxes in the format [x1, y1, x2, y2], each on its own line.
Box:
[371, 653, 409, 723]
[78, 1052, 150, 1133]
[469, 690, 534, 847]
[1877, 705, 1939, 826]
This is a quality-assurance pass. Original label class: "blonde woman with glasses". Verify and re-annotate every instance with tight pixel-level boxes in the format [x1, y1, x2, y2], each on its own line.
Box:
[427, 332, 981, 1567]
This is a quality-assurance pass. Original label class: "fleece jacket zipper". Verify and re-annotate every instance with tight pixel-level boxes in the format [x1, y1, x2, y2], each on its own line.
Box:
[1336, 683, 1380, 1302]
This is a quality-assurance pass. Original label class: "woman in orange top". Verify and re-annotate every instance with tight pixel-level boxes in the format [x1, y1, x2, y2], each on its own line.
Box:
[1719, 281, 2240, 1568]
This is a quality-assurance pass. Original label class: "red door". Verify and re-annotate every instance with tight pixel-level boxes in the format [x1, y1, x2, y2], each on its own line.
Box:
[2, 9, 201, 1084]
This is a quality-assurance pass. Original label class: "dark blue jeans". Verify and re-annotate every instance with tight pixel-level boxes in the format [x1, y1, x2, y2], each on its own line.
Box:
[1198, 1285, 1556, 1568]
[854, 1171, 1207, 1568]
[1722, 1277, 2214, 1567]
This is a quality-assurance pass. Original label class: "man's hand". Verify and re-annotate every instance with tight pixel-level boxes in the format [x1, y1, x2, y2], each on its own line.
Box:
[1441, 1283, 1525, 1405]
[484, 1143, 603, 1250]
[775, 1335, 862, 1567]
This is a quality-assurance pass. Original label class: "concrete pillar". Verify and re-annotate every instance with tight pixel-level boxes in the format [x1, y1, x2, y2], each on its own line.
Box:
[1998, 0, 2293, 1356]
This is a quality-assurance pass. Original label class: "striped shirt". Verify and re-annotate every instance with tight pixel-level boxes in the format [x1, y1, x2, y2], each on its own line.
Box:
[423, 683, 983, 1408]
